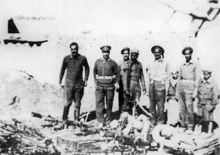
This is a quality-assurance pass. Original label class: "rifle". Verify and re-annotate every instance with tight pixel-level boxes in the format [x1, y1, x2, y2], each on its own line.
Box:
[31, 112, 89, 129]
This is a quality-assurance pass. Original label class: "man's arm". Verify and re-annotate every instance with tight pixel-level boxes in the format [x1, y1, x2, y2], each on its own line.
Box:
[113, 61, 120, 84]
[140, 63, 146, 93]
[194, 62, 201, 89]
[59, 56, 67, 85]
[165, 62, 170, 92]
[83, 57, 90, 86]
[192, 62, 201, 98]
[212, 79, 219, 106]
[93, 60, 98, 85]
[175, 65, 182, 98]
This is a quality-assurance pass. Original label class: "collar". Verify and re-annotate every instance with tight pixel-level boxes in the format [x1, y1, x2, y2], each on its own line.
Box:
[170, 79, 177, 87]
[184, 60, 193, 66]
[70, 54, 81, 59]
[155, 57, 163, 63]
[101, 58, 111, 61]
[201, 78, 211, 84]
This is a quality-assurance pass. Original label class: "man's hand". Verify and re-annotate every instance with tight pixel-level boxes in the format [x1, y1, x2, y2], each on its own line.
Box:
[115, 83, 120, 91]
[84, 81, 88, 87]
[59, 83, 64, 89]
[209, 105, 215, 113]
[143, 89, 146, 95]
[192, 89, 198, 99]
[146, 90, 149, 96]
[124, 91, 130, 97]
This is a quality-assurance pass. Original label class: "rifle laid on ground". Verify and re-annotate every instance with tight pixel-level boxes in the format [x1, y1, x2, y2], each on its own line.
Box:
[31, 112, 89, 129]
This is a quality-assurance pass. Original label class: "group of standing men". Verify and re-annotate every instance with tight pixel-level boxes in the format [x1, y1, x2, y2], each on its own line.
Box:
[59, 42, 219, 132]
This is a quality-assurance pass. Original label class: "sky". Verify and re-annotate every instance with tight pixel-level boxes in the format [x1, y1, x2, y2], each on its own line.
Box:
[0, 0, 220, 86]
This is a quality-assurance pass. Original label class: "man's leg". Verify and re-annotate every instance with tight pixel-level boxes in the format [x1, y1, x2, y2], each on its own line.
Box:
[62, 84, 74, 122]
[177, 87, 187, 128]
[105, 86, 115, 125]
[204, 100, 213, 121]
[73, 87, 84, 121]
[149, 84, 157, 125]
[155, 90, 166, 124]
[185, 93, 194, 130]
[118, 80, 124, 113]
[95, 86, 105, 124]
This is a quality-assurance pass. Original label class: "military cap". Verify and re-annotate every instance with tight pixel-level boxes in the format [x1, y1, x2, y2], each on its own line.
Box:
[202, 66, 212, 73]
[100, 45, 111, 52]
[182, 47, 193, 55]
[121, 47, 130, 54]
[151, 45, 164, 54]
[130, 49, 139, 55]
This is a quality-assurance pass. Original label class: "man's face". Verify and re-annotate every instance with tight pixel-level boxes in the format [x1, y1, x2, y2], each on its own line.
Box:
[184, 51, 192, 62]
[154, 52, 162, 60]
[102, 51, 110, 59]
[123, 50, 130, 61]
[131, 53, 138, 61]
[203, 71, 211, 81]
[171, 71, 179, 80]
[70, 45, 78, 57]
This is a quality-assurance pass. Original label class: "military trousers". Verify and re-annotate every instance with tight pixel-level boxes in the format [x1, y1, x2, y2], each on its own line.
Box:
[197, 100, 214, 121]
[149, 83, 166, 125]
[130, 80, 141, 102]
[95, 85, 115, 124]
[63, 83, 84, 110]
[118, 80, 125, 113]
[177, 80, 195, 130]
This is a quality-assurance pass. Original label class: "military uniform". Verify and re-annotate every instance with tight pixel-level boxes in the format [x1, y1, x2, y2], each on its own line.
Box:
[197, 77, 219, 121]
[176, 47, 201, 130]
[59, 53, 90, 122]
[118, 60, 130, 112]
[124, 49, 146, 113]
[148, 46, 170, 125]
[93, 46, 119, 125]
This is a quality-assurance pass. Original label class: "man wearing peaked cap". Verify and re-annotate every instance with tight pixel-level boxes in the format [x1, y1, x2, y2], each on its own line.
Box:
[121, 47, 130, 55]
[124, 48, 146, 115]
[151, 45, 164, 55]
[197, 66, 219, 122]
[182, 47, 193, 55]
[176, 46, 201, 134]
[100, 45, 111, 52]
[130, 48, 139, 55]
[94, 45, 119, 128]
[148, 45, 170, 125]
[118, 47, 130, 113]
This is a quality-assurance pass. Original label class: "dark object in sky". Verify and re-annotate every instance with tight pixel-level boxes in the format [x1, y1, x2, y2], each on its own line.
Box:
[8, 18, 19, 33]
[4, 39, 48, 47]
[208, 0, 219, 3]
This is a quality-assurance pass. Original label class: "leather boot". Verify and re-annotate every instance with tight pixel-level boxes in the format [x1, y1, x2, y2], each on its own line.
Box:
[74, 108, 80, 122]
[62, 106, 70, 122]
[55, 106, 69, 130]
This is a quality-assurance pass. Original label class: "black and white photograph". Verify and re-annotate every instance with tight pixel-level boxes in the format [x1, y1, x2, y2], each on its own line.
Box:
[0, 0, 220, 154]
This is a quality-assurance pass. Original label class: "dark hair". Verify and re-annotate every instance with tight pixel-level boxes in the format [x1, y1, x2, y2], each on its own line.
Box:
[69, 42, 79, 50]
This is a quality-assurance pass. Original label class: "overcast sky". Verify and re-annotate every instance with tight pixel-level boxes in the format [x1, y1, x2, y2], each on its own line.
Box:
[0, 0, 220, 85]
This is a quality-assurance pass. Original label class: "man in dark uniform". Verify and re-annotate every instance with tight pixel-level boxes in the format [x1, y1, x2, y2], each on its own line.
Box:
[148, 46, 170, 125]
[176, 47, 201, 134]
[93, 45, 120, 128]
[59, 42, 90, 124]
[118, 47, 131, 113]
[124, 49, 146, 115]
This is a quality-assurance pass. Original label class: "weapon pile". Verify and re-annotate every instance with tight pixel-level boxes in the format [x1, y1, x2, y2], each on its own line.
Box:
[0, 119, 60, 155]
[152, 123, 219, 155]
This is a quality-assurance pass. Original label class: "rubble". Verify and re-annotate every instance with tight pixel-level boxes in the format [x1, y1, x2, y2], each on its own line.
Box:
[0, 70, 219, 155]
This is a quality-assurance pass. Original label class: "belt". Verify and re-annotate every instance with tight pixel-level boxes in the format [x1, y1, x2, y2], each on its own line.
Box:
[96, 75, 115, 79]
[181, 79, 194, 82]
